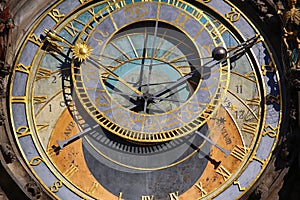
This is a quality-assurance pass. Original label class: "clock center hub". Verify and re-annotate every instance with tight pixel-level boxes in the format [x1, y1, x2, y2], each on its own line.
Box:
[105, 58, 191, 114]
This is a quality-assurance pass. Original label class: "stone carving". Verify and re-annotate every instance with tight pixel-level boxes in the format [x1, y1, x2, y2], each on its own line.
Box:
[250, 0, 275, 21]
[25, 181, 42, 199]
[0, 143, 16, 163]
[0, 1, 14, 75]
[278, 0, 300, 69]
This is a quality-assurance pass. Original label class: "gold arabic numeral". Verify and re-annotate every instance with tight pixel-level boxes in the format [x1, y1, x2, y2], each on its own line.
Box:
[48, 9, 65, 23]
[263, 124, 278, 138]
[173, 12, 190, 28]
[87, 181, 99, 194]
[29, 33, 42, 46]
[64, 21, 81, 37]
[16, 126, 31, 137]
[15, 63, 31, 74]
[266, 94, 280, 105]
[64, 164, 79, 179]
[35, 68, 52, 81]
[29, 156, 43, 166]
[92, 30, 109, 46]
[225, 7, 241, 23]
[216, 165, 231, 181]
[230, 145, 249, 161]
[49, 180, 63, 193]
[33, 96, 47, 105]
[241, 122, 257, 135]
[142, 195, 154, 200]
[169, 191, 179, 200]
[233, 180, 246, 191]
[194, 182, 207, 197]
[261, 61, 275, 76]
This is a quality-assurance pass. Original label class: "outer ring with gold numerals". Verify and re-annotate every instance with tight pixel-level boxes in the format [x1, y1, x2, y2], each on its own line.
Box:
[8, 0, 282, 200]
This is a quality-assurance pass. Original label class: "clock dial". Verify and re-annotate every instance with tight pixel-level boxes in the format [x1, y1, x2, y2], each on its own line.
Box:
[9, 0, 282, 200]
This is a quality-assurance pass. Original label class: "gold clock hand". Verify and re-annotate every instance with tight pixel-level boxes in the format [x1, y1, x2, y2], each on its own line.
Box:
[87, 55, 143, 96]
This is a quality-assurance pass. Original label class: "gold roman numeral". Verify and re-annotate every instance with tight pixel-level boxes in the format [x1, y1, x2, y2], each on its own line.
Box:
[169, 192, 179, 200]
[195, 182, 207, 197]
[35, 68, 52, 81]
[241, 122, 257, 135]
[64, 164, 79, 178]
[33, 96, 47, 104]
[230, 145, 249, 161]
[87, 181, 99, 194]
[216, 165, 231, 181]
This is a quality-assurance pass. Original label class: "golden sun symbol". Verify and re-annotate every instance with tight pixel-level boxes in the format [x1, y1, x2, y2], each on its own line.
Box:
[72, 43, 92, 62]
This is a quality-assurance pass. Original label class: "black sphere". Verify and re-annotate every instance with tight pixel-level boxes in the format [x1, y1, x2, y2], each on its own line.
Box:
[212, 47, 227, 61]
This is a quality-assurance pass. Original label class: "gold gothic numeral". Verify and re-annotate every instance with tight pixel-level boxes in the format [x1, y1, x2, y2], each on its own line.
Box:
[16, 126, 31, 137]
[169, 192, 179, 200]
[266, 94, 280, 105]
[49, 180, 63, 193]
[263, 124, 278, 138]
[15, 63, 31, 74]
[11, 96, 26, 103]
[230, 145, 249, 161]
[48, 9, 65, 23]
[29, 33, 42, 45]
[251, 155, 266, 168]
[29, 156, 43, 166]
[225, 7, 241, 22]
[216, 165, 231, 181]
[195, 182, 207, 197]
[233, 180, 246, 191]
[261, 61, 275, 75]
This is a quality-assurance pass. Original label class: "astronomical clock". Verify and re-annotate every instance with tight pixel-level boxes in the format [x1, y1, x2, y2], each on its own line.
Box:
[1, 0, 298, 199]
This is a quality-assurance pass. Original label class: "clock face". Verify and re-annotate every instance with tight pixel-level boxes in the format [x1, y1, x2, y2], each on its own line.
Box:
[9, 0, 282, 199]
